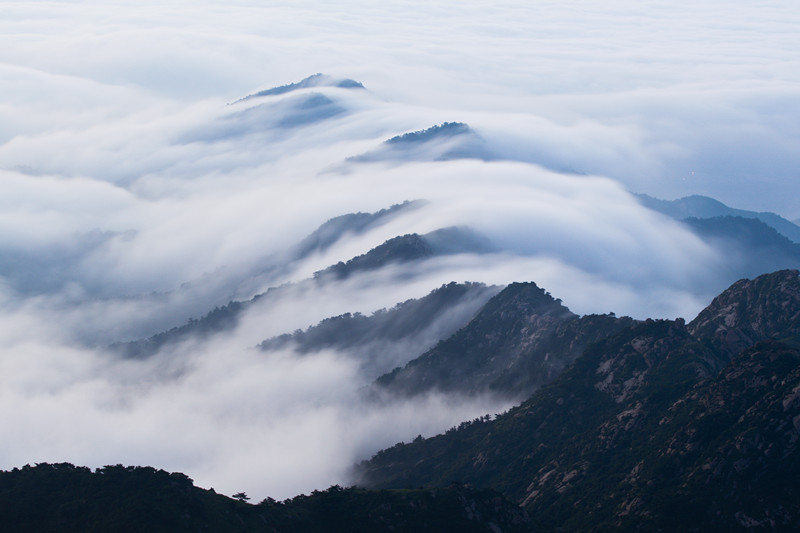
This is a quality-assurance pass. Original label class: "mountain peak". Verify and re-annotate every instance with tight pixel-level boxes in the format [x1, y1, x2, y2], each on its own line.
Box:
[314, 233, 434, 281]
[373, 282, 637, 399]
[688, 269, 800, 358]
[238, 73, 365, 102]
[292, 201, 424, 259]
[384, 122, 472, 145]
[346, 122, 495, 164]
[636, 193, 800, 243]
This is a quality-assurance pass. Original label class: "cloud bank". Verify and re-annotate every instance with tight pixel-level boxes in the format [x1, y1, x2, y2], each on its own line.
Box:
[0, 0, 798, 501]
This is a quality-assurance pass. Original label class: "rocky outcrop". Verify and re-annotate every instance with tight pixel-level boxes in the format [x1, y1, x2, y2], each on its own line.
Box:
[688, 269, 800, 361]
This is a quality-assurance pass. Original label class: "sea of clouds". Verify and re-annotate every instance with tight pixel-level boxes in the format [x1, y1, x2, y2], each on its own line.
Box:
[0, 0, 798, 500]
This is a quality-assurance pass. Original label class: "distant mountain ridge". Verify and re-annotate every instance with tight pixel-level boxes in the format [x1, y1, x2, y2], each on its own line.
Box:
[189, 74, 371, 143]
[291, 200, 423, 259]
[636, 193, 800, 280]
[384, 122, 474, 146]
[637, 193, 800, 243]
[112, 216, 496, 358]
[236, 73, 365, 102]
[684, 215, 800, 281]
[187, 92, 347, 142]
[314, 228, 493, 281]
[260, 282, 501, 379]
[347, 122, 495, 164]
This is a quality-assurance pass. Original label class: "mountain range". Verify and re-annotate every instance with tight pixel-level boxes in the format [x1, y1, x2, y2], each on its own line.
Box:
[9, 269, 800, 531]
[356, 269, 800, 531]
[373, 282, 635, 401]
[5, 74, 800, 532]
[112, 188, 800, 362]
[636, 194, 800, 244]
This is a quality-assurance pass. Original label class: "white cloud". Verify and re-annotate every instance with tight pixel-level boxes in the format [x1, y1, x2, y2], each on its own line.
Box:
[0, 298, 513, 500]
[0, 0, 797, 501]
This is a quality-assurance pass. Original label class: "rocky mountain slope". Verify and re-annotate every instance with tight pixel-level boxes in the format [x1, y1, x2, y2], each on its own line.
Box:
[688, 267, 800, 359]
[356, 269, 800, 531]
[8, 270, 800, 531]
[374, 282, 635, 400]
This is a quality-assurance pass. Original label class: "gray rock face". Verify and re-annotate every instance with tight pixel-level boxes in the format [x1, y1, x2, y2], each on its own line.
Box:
[688, 269, 800, 361]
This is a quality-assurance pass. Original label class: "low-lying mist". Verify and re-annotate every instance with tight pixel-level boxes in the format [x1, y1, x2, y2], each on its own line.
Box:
[0, 282, 518, 500]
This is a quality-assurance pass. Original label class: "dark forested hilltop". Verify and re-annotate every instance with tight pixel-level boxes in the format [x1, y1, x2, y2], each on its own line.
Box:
[0, 463, 530, 533]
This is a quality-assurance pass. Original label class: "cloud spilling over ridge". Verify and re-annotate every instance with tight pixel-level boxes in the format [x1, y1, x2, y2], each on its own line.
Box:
[0, 236, 719, 501]
[0, 0, 798, 502]
[0, 70, 730, 343]
[0, 68, 737, 499]
[0, 186, 719, 502]
[0, 283, 517, 500]
[0, 158, 723, 342]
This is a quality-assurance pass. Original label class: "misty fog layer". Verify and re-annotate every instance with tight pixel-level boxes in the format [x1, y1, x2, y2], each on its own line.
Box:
[1, 0, 798, 501]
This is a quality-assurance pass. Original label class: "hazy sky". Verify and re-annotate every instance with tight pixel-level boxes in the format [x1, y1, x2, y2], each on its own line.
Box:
[2, 0, 798, 213]
[0, 0, 798, 501]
